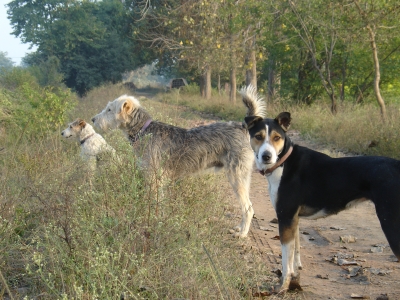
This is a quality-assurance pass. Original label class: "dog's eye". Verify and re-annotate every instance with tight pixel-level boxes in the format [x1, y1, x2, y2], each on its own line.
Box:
[69, 125, 72, 128]
[255, 134, 263, 141]
[273, 136, 281, 142]
[107, 108, 111, 112]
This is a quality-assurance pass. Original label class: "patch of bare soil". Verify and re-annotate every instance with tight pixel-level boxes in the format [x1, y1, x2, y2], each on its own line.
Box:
[234, 131, 400, 300]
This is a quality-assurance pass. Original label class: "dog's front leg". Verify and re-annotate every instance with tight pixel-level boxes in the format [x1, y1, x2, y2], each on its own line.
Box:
[280, 237, 295, 291]
[277, 215, 302, 292]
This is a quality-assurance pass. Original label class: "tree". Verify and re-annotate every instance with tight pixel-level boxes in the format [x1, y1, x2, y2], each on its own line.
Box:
[137, 0, 264, 100]
[0, 52, 14, 73]
[7, 0, 143, 95]
[286, 1, 342, 114]
[350, 0, 400, 121]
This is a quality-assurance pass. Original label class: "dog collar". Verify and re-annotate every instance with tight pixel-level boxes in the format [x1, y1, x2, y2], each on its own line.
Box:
[80, 133, 95, 145]
[130, 119, 152, 143]
[259, 145, 293, 176]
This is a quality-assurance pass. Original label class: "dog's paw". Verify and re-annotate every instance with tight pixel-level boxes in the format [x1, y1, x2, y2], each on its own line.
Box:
[288, 279, 302, 291]
[233, 225, 241, 232]
[233, 231, 248, 239]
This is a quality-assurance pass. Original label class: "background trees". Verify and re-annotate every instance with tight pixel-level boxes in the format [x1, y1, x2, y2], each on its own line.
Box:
[5, 0, 400, 109]
[7, 0, 145, 95]
[0, 52, 14, 73]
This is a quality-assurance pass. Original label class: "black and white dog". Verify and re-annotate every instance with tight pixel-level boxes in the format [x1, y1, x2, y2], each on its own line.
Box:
[240, 85, 400, 292]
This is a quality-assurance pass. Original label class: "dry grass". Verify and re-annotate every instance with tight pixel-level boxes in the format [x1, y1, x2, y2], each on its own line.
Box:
[0, 84, 277, 299]
[272, 101, 400, 159]
[160, 89, 400, 159]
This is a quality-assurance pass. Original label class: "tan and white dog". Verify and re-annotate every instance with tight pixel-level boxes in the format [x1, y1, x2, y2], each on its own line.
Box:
[61, 118, 116, 171]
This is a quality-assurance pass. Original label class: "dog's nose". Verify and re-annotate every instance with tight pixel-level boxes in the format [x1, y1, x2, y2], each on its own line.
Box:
[261, 151, 272, 163]
[91, 117, 95, 123]
[61, 131, 64, 136]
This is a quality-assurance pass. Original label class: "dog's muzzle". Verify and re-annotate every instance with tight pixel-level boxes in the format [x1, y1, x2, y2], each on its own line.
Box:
[260, 150, 273, 164]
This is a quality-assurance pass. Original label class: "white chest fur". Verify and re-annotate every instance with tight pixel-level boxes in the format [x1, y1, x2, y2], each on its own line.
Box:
[266, 166, 283, 210]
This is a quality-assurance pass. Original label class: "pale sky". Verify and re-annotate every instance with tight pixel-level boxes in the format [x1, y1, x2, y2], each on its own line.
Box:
[0, 0, 36, 65]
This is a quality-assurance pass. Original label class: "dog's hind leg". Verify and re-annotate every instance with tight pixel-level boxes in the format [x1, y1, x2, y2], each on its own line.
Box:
[226, 167, 253, 238]
[294, 224, 303, 271]
[374, 195, 400, 262]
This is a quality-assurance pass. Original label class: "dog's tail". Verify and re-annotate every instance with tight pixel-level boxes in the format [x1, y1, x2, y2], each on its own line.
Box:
[239, 84, 266, 118]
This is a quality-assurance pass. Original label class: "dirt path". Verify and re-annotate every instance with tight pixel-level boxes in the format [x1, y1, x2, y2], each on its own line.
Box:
[243, 131, 400, 300]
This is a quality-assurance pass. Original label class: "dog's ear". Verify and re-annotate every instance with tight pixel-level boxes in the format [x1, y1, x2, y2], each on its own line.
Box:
[243, 116, 263, 130]
[121, 98, 134, 115]
[78, 119, 86, 128]
[275, 112, 291, 131]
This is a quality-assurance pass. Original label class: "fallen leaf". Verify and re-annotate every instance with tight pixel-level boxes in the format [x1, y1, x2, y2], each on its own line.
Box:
[370, 246, 384, 253]
[271, 235, 280, 240]
[372, 243, 388, 248]
[340, 235, 357, 243]
[253, 290, 272, 297]
[330, 226, 346, 230]
[350, 294, 369, 299]
[301, 231, 310, 235]
[347, 266, 361, 277]
[272, 268, 282, 276]
[259, 226, 273, 232]
[316, 274, 329, 279]
[368, 268, 391, 276]
[270, 218, 278, 224]
[376, 294, 389, 300]
[337, 259, 358, 266]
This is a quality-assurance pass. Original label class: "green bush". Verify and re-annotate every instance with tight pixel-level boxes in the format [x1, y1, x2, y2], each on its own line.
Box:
[0, 69, 77, 140]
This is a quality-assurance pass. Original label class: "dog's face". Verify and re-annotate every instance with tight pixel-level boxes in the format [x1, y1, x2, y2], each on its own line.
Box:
[91, 95, 141, 131]
[61, 118, 87, 140]
[243, 112, 291, 170]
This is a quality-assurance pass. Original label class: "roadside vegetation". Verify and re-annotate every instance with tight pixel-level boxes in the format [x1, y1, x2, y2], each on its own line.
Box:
[162, 86, 400, 160]
[1, 75, 272, 299]
[1, 0, 400, 298]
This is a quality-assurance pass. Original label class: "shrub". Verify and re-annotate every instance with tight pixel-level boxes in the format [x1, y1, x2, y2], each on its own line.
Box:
[0, 69, 77, 141]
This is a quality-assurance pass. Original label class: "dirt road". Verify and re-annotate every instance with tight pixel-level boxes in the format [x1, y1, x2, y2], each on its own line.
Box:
[243, 131, 400, 299]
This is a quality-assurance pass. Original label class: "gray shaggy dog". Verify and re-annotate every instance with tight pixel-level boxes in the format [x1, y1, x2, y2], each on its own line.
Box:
[92, 95, 255, 237]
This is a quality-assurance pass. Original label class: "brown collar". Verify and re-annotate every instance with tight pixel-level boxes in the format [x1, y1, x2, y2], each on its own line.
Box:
[259, 145, 293, 176]
[80, 133, 95, 145]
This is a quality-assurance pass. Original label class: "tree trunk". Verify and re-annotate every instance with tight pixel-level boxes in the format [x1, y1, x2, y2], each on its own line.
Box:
[218, 74, 221, 95]
[353, 0, 387, 121]
[330, 94, 337, 115]
[340, 56, 347, 102]
[199, 75, 205, 97]
[230, 67, 236, 103]
[204, 65, 212, 99]
[267, 59, 275, 102]
[245, 36, 257, 89]
[367, 25, 387, 121]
